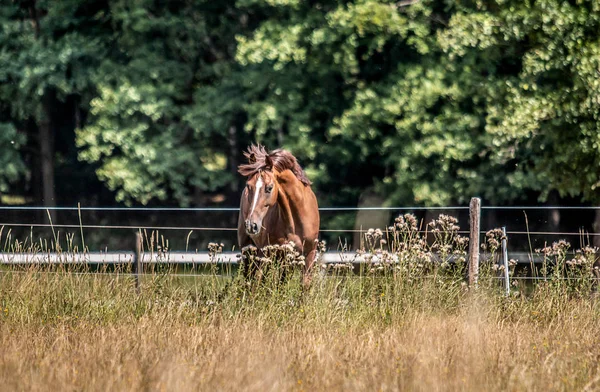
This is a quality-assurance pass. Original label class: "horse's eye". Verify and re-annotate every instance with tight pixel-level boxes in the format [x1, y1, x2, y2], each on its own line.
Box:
[265, 184, 273, 193]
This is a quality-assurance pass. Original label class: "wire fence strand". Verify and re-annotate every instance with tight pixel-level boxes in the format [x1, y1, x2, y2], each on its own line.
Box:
[0, 205, 599, 238]
[0, 206, 471, 211]
[0, 223, 238, 231]
[0, 222, 600, 236]
[0, 205, 598, 212]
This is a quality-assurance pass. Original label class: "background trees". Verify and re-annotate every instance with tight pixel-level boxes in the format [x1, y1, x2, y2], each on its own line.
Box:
[1, 0, 600, 242]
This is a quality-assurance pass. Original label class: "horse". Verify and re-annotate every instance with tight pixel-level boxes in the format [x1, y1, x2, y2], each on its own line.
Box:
[237, 144, 320, 287]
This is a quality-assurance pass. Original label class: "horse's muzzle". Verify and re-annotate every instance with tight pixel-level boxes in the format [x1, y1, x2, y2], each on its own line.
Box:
[245, 219, 260, 235]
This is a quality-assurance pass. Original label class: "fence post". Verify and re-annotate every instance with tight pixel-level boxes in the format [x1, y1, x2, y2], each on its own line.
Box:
[468, 197, 481, 287]
[502, 227, 510, 296]
[134, 232, 142, 293]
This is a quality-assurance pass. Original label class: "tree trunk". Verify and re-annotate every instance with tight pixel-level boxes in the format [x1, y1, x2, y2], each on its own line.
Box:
[39, 93, 56, 220]
[548, 191, 560, 232]
[594, 209, 600, 249]
[30, 2, 56, 221]
[228, 125, 238, 193]
[228, 125, 239, 227]
[353, 190, 390, 250]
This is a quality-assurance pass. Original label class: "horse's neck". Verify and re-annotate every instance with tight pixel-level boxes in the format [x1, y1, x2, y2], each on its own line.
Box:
[275, 173, 305, 233]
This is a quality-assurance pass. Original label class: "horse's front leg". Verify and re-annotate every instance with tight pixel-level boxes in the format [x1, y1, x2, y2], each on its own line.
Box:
[245, 247, 268, 285]
[302, 247, 317, 289]
[280, 235, 304, 283]
[238, 212, 254, 281]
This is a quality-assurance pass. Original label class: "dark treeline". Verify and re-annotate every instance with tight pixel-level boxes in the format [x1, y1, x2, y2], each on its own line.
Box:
[1, 0, 600, 248]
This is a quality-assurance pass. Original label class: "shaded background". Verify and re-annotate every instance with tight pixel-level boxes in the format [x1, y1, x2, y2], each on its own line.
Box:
[1, 0, 599, 250]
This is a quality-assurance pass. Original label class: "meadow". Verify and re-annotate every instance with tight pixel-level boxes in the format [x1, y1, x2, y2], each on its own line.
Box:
[1, 214, 599, 392]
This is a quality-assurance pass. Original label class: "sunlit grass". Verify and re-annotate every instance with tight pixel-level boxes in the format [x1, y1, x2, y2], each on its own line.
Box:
[0, 213, 599, 391]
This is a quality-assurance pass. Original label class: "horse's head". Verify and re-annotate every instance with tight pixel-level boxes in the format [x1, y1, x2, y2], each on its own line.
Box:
[242, 156, 278, 236]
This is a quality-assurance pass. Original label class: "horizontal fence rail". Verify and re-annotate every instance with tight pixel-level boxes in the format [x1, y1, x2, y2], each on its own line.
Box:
[0, 251, 562, 265]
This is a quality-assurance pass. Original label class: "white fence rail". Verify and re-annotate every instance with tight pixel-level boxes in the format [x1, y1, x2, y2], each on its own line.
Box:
[0, 251, 546, 265]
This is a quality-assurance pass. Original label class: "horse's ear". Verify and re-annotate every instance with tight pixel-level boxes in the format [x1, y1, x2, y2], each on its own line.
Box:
[265, 154, 273, 171]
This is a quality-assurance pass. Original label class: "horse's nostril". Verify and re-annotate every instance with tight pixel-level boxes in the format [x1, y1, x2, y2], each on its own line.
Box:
[245, 220, 259, 234]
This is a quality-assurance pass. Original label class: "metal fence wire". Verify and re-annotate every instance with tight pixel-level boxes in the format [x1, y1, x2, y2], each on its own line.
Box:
[0, 199, 599, 285]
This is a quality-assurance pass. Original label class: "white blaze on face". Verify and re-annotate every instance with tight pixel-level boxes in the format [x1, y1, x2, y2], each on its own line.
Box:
[249, 175, 263, 217]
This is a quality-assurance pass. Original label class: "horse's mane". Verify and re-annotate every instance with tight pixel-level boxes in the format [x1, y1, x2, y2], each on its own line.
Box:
[238, 144, 312, 186]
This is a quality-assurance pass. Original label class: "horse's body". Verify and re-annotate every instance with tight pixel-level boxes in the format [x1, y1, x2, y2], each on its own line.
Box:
[237, 144, 320, 286]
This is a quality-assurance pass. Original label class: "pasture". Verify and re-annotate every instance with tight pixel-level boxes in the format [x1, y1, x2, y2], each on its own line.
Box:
[1, 211, 600, 391]
[4, 1, 600, 390]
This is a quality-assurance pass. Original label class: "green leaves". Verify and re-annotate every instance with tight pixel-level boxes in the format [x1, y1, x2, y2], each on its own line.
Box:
[2, 0, 600, 210]
[472, 0, 600, 202]
[0, 123, 26, 193]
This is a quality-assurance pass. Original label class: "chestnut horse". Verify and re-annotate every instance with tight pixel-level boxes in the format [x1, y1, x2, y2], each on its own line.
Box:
[237, 144, 320, 287]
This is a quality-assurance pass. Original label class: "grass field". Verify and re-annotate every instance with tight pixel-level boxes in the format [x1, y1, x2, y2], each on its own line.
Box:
[1, 268, 599, 391]
[1, 215, 600, 391]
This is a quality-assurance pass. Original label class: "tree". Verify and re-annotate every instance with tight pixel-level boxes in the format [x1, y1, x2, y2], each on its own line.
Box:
[439, 0, 600, 240]
[0, 0, 110, 208]
[77, 0, 257, 205]
[2, 0, 600, 243]
[0, 123, 26, 197]
[237, 0, 600, 207]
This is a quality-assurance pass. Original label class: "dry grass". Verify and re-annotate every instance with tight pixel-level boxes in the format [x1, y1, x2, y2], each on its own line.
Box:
[2, 214, 599, 391]
[1, 270, 600, 392]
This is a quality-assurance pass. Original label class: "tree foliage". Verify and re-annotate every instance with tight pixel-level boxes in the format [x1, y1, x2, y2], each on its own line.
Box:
[1, 0, 600, 211]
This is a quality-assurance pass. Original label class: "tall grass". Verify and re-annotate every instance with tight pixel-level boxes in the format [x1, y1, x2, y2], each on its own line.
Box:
[0, 213, 599, 391]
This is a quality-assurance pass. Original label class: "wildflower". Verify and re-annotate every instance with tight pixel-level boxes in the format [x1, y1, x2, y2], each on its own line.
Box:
[241, 245, 257, 254]
[454, 236, 469, 247]
[483, 229, 503, 253]
[428, 214, 460, 232]
[537, 240, 571, 257]
[208, 242, 224, 253]
[282, 241, 296, 252]
[317, 240, 327, 253]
